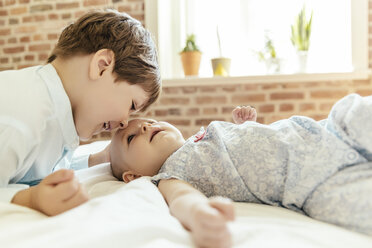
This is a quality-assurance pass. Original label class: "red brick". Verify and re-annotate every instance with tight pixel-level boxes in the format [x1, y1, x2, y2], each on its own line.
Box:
[160, 97, 189, 105]
[259, 104, 275, 113]
[48, 33, 59, 40]
[10, 7, 27, 15]
[203, 107, 218, 115]
[22, 16, 33, 23]
[32, 34, 43, 41]
[310, 90, 348, 99]
[118, 5, 132, 12]
[154, 110, 167, 116]
[299, 103, 315, 112]
[200, 86, 217, 93]
[38, 53, 48, 61]
[196, 96, 227, 104]
[15, 26, 37, 33]
[165, 119, 191, 126]
[83, 0, 108, 7]
[195, 118, 223, 126]
[319, 102, 334, 111]
[0, 10, 7, 16]
[9, 18, 18, 25]
[56, 2, 79, 9]
[186, 108, 199, 116]
[5, 0, 16, 6]
[262, 84, 278, 90]
[356, 89, 372, 96]
[0, 29, 11, 36]
[231, 94, 265, 103]
[222, 106, 234, 114]
[34, 15, 46, 22]
[270, 92, 304, 100]
[20, 36, 30, 43]
[279, 104, 294, 112]
[19, 0, 30, 3]
[182, 87, 197, 94]
[24, 55, 34, 61]
[48, 14, 59, 20]
[0, 57, 9, 63]
[18, 64, 36, 69]
[30, 4, 53, 13]
[29, 44, 51, 52]
[62, 13, 72, 19]
[3, 46, 24, 54]
[8, 37, 17, 43]
[162, 87, 179, 94]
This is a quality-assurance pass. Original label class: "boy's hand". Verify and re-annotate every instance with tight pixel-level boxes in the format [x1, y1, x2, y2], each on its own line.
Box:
[12, 169, 89, 216]
[232, 106, 257, 124]
[32, 169, 89, 216]
[189, 197, 235, 248]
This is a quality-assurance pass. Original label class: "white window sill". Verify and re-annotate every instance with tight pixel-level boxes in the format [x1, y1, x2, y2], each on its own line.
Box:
[162, 70, 371, 88]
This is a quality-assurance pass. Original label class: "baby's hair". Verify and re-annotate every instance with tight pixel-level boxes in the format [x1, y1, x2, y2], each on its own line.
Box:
[48, 9, 161, 111]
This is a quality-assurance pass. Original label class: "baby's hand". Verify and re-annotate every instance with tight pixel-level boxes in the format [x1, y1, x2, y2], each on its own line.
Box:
[190, 197, 235, 248]
[31, 169, 89, 216]
[232, 105, 257, 124]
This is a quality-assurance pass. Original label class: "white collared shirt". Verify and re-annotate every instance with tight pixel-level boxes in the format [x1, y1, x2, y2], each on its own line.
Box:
[0, 64, 88, 202]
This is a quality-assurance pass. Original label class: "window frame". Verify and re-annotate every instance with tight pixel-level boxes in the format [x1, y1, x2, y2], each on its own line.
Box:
[145, 0, 368, 80]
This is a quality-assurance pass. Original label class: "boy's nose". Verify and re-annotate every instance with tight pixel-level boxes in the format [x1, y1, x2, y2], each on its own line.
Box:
[119, 121, 128, 129]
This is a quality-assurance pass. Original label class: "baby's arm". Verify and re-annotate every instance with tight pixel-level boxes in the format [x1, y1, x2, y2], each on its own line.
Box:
[158, 179, 234, 248]
[232, 106, 257, 124]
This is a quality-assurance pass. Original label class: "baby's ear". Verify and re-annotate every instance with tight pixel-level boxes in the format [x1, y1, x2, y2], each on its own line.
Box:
[122, 171, 142, 183]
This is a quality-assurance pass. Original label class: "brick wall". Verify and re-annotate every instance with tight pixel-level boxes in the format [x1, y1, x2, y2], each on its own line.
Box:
[0, 0, 144, 71]
[1, 0, 372, 141]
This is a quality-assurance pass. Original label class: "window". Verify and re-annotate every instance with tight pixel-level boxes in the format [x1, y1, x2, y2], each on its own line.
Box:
[145, 0, 368, 79]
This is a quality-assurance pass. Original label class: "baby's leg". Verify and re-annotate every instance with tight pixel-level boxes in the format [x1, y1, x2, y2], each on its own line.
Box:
[303, 162, 372, 235]
[326, 93, 372, 160]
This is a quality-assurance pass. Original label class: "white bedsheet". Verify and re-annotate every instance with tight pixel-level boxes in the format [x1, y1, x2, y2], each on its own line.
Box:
[1, 141, 371, 248]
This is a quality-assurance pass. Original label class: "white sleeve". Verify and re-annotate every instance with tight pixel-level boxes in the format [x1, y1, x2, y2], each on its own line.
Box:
[0, 121, 35, 203]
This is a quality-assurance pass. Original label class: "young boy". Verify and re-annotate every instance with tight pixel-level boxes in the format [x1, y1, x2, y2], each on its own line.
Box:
[0, 9, 161, 216]
[109, 94, 372, 248]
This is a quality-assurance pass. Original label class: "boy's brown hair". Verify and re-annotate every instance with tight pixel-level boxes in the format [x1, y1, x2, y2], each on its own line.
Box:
[48, 9, 161, 111]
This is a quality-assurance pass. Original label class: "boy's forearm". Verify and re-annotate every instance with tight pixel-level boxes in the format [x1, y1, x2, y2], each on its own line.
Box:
[158, 179, 208, 230]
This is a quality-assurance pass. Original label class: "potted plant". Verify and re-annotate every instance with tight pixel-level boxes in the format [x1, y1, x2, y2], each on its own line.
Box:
[257, 34, 281, 74]
[290, 6, 313, 72]
[180, 34, 202, 76]
[211, 26, 231, 76]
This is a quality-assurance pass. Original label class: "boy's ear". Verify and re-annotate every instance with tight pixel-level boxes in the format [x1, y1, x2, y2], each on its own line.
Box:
[89, 49, 115, 80]
[122, 171, 142, 183]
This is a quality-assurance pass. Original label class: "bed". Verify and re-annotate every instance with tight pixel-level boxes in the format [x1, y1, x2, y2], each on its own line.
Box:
[0, 141, 371, 248]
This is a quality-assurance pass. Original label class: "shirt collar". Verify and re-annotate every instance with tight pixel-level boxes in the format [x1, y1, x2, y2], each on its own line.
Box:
[36, 63, 79, 150]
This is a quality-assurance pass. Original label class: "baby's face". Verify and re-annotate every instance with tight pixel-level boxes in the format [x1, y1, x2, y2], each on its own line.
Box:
[110, 118, 185, 179]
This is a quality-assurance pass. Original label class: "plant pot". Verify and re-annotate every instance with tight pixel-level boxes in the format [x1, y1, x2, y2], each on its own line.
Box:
[211, 57, 231, 76]
[296, 51, 308, 73]
[180, 51, 201, 76]
[265, 58, 281, 74]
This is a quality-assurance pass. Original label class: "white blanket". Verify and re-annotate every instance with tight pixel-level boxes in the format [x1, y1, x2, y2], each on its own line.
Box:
[1, 142, 371, 248]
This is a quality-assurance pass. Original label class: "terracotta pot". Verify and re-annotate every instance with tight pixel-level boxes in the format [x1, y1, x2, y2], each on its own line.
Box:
[180, 51, 201, 76]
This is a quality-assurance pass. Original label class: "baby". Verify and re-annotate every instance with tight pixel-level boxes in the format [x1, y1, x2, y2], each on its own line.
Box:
[110, 94, 372, 248]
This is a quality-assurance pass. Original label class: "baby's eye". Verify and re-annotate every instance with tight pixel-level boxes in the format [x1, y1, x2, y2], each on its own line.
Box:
[127, 134, 135, 145]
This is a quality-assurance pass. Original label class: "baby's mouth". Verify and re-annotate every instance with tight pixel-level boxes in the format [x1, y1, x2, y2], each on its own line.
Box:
[150, 130, 161, 142]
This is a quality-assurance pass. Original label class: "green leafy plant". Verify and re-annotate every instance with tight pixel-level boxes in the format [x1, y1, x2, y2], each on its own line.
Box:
[181, 34, 200, 53]
[257, 34, 277, 61]
[291, 6, 313, 51]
